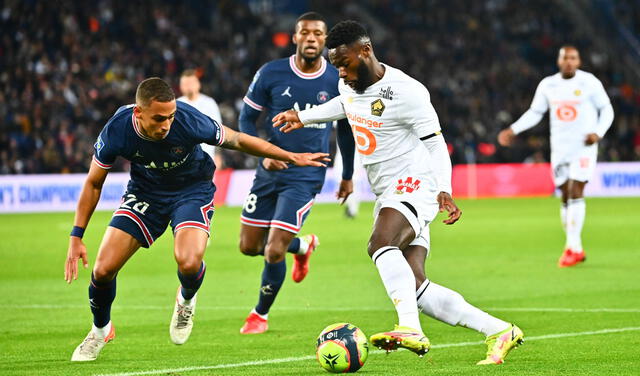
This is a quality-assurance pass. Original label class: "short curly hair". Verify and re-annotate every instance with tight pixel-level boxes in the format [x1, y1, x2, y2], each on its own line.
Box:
[326, 20, 369, 49]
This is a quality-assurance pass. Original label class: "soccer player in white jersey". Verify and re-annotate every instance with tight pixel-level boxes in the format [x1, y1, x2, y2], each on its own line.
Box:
[178, 70, 224, 168]
[273, 20, 523, 365]
[498, 46, 614, 268]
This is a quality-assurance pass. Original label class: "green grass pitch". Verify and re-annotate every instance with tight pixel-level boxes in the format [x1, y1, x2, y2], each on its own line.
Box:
[1, 197, 639, 375]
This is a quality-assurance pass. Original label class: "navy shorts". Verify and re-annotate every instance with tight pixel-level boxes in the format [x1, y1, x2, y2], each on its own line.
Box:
[240, 175, 320, 234]
[109, 181, 215, 248]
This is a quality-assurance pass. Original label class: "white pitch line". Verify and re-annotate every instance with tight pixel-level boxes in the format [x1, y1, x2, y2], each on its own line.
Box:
[12, 304, 640, 313]
[94, 326, 640, 376]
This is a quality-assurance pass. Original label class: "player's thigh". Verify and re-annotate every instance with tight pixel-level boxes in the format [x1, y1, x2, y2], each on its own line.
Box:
[109, 191, 172, 248]
[270, 182, 318, 234]
[568, 146, 597, 196]
[239, 224, 268, 255]
[369, 207, 416, 255]
[174, 227, 208, 273]
[94, 226, 141, 281]
[552, 161, 570, 188]
[240, 177, 278, 229]
[372, 175, 438, 255]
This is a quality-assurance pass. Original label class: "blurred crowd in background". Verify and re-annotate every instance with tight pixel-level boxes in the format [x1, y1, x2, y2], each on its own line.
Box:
[1, 0, 639, 174]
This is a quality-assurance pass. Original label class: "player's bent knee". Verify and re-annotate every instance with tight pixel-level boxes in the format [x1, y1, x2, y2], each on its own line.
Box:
[176, 255, 202, 275]
[238, 239, 262, 256]
[92, 265, 117, 283]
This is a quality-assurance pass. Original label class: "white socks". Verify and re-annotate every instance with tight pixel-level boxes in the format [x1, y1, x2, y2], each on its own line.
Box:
[298, 237, 309, 255]
[372, 246, 422, 331]
[416, 280, 509, 337]
[565, 198, 585, 252]
[251, 308, 268, 320]
[560, 203, 568, 233]
[178, 291, 196, 307]
[92, 321, 112, 338]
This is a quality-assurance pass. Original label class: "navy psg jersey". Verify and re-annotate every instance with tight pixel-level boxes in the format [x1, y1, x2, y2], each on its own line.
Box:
[93, 101, 224, 191]
[242, 55, 343, 182]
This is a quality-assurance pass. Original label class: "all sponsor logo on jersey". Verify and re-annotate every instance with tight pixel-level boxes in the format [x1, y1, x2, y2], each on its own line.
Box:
[371, 99, 385, 116]
[395, 177, 421, 194]
[379, 86, 393, 100]
[317, 91, 329, 103]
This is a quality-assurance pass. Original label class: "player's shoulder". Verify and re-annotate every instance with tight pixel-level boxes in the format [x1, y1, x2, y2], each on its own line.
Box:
[384, 64, 428, 94]
[259, 57, 290, 74]
[576, 70, 603, 85]
[103, 104, 134, 132]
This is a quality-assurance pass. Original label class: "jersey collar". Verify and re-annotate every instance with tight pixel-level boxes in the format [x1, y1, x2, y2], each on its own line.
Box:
[131, 113, 159, 142]
[289, 55, 326, 80]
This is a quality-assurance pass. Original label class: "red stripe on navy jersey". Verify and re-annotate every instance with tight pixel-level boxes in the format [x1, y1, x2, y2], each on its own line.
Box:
[92, 155, 113, 169]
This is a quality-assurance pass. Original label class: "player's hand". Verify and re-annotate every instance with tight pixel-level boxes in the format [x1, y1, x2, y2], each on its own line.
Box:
[262, 158, 289, 171]
[288, 152, 330, 167]
[497, 128, 515, 147]
[272, 110, 304, 133]
[437, 192, 462, 225]
[336, 179, 353, 204]
[585, 133, 600, 145]
[65, 236, 89, 284]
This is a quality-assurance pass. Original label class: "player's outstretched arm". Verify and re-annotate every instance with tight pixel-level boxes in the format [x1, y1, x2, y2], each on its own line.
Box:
[273, 96, 347, 133]
[272, 110, 305, 133]
[220, 126, 330, 167]
[65, 162, 108, 284]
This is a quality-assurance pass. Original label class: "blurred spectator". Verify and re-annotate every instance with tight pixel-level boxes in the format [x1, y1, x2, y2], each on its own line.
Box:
[0, 0, 637, 174]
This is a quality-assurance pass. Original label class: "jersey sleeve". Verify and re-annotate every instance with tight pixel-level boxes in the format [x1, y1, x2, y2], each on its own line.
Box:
[590, 77, 611, 109]
[405, 83, 441, 138]
[297, 96, 346, 124]
[243, 65, 269, 111]
[194, 113, 225, 146]
[93, 125, 119, 169]
[529, 79, 549, 113]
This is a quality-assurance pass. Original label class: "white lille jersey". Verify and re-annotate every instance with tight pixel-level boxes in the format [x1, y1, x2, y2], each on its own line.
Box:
[178, 94, 222, 161]
[516, 70, 610, 184]
[298, 64, 443, 245]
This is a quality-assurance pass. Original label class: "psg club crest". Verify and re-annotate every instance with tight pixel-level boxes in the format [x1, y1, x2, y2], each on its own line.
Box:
[171, 146, 186, 156]
[317, 91, 329, 103]
[370, 99, 385, 116]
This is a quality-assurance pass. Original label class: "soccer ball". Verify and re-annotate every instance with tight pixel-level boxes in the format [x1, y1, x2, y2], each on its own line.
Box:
[316, 323, 369, 373]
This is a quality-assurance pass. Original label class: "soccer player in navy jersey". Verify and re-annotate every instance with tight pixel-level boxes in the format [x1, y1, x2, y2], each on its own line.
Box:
[64, 77, 329, 361]
[237, 12, 355, 334]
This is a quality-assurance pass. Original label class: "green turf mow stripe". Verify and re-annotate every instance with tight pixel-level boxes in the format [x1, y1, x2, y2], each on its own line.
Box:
[94, 326, 640, 376]
[12, 304, 640, 313]
[10, 304, 640, 313]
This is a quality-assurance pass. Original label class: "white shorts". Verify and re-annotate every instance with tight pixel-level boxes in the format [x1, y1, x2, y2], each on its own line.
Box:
[551, 145, 598, 186]
[372, 170, 439, 251]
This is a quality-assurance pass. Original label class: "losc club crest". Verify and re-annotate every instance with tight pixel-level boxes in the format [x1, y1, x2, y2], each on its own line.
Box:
[371, 99, 385, 116]
[317, 91, 329, 103]
[171, 146, 186, 156]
